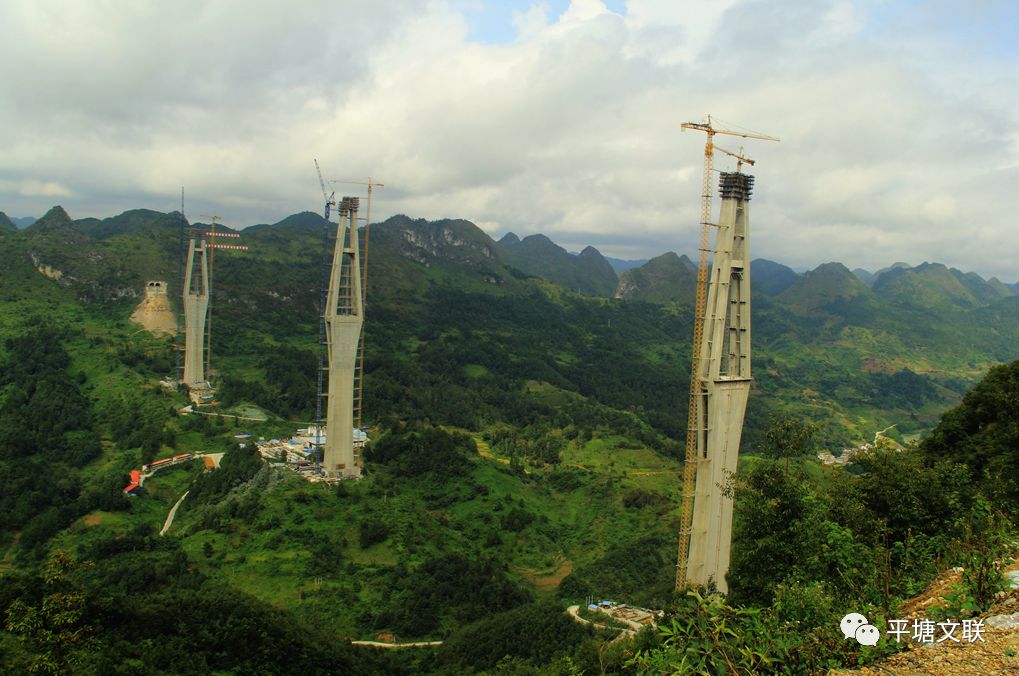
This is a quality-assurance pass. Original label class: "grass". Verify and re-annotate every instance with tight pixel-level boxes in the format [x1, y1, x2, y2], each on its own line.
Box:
[463, 364, 489, 378]
[115, 424, 684, 641]
[577, 606, 631, 631]
[57, 462, 197, 558]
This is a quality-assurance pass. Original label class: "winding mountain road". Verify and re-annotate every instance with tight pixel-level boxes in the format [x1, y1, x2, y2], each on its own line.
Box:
[159, 490, 189, 536]
[350, 640, 443, 649]
[566, 605, 637, 645]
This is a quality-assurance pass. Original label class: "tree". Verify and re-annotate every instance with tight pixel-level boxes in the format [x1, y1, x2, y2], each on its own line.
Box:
[923, 358, 1019, 510]
[4, 551, 94, 675]
[758, 415, 818, 470]
[359, 517, 388, 548]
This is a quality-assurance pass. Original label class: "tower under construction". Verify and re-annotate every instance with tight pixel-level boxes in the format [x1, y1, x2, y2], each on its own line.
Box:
[179, 223, 246, 392]
[683, 171, 754, 593]
[675, 116, 778, 594]
[322, 196, 364, 478]
[182, 235, 210, 387]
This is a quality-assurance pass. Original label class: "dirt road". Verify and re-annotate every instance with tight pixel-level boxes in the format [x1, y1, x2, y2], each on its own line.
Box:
[159, 490, 189, 536]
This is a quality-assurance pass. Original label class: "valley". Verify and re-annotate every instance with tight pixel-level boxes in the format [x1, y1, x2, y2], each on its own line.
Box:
[1, 206, 1018, 673]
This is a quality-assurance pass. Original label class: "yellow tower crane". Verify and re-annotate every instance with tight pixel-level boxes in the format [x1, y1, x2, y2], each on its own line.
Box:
[714, 144, 755, 173]
[676, 116, 779, 592]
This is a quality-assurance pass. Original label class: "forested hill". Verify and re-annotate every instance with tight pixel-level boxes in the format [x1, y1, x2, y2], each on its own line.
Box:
[3, 204, 1019, 673]
[3, 205, 1019, 448]
[0, 212, 16, 234]
[495, 232, 618, 296]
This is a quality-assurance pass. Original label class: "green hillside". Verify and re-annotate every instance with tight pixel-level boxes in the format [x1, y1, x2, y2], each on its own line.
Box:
[778, 261, 873, 312]
[0, 212, 16, 235]
[613, 251, 697, 304]
[872, 261, 1013, 309]
[5, 205, 1019, 451]
[2, 205, 1019, 671]
[852, 267, 875, 285]
[752, 258, 799, 295]
[75, 209, 181, 241]
[496, 232, 618, 296]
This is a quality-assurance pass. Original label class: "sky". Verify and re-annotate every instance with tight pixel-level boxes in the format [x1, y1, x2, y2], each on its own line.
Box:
[2, 0, 1018, 280]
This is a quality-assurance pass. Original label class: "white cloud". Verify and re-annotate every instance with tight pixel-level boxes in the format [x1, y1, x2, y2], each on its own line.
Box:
[0, 0, 1017, 279]
[2, 179, 76, 198]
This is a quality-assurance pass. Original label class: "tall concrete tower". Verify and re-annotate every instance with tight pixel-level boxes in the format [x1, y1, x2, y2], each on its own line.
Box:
[684, 171, 754, 593]
[323, 197, 363, 478]
[182, 236, 210, 387]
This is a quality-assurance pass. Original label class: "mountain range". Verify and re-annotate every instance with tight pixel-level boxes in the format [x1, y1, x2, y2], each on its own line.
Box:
[4, 204, 1019, 449]
[0, 212, 36, 230]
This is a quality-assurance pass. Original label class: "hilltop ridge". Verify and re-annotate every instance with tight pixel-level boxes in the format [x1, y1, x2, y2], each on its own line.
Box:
[3, 205, 1018, 448]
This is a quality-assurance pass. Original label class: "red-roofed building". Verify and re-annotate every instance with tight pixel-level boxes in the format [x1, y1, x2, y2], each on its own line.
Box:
[123, 469, 142, 496]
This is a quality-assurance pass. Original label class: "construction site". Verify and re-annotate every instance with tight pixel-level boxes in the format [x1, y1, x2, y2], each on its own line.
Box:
[143, 119, 776, 594]
[313, 163, 383, 479]
[255, 426, 369, 483]
[161, 166, 383, 481]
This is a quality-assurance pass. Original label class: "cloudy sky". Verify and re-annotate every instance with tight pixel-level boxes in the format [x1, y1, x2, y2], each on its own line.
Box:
[2, 0, 1017, 279]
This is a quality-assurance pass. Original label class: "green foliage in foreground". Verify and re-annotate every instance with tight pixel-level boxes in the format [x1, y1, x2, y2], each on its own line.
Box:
[923, 358, 1019, 511]
[626, 589, 874, 674]
[375, 553, 532, 637]
[0, 326, 109, 555]
[727, 410, 1000, 610]
[367, 423, 478, 479]
[642, 395, 1017, 673]
[928, 499, 1013, 620]
[0, 326, 99, 467]
[559, 534, 674, 608]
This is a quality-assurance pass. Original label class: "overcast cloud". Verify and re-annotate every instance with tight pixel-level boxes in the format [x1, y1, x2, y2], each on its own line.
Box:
[2, 0, 1017, 279]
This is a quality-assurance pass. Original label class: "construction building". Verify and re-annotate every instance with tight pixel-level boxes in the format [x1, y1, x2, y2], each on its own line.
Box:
[130, 280, 177, 335]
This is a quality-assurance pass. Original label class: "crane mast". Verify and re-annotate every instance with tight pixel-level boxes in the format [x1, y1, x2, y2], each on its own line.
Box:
[315, 159, 336, 221]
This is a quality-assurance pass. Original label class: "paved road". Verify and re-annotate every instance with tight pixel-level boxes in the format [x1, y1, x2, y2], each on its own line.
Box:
[350, 640, 443, 649]
[160, 490, 189, 536]
[566, 605, 637, 645]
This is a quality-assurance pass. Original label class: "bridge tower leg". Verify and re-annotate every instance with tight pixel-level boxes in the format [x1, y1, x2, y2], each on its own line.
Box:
[685, 172, 754, 593]
[323, 197, 364, 478]
[182, 237, 210, 387]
